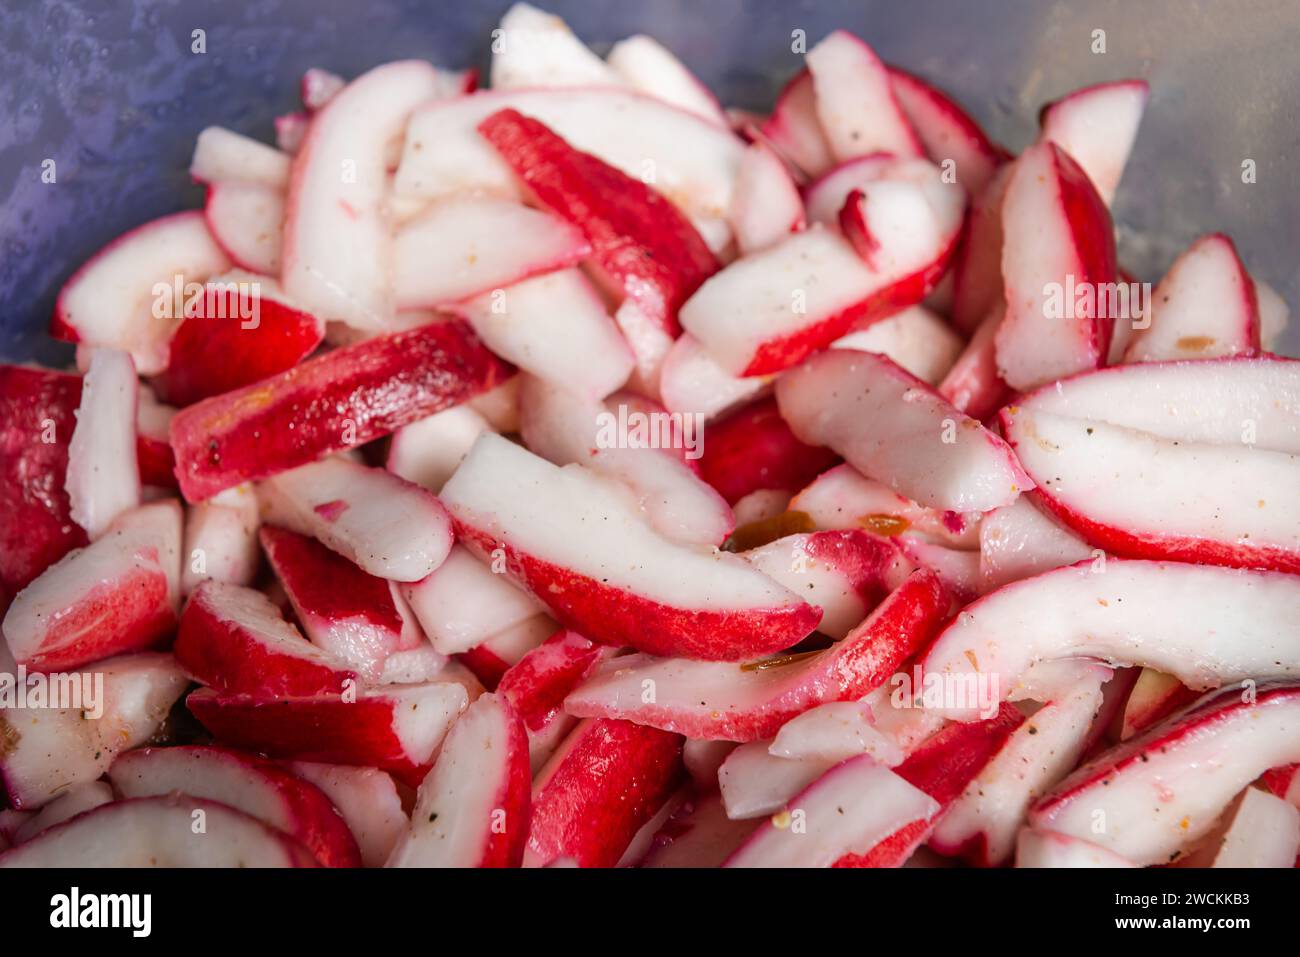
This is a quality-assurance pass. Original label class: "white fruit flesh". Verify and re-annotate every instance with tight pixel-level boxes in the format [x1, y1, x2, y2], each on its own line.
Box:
[66, 349, 140, 540]
[1198, 788, 1300, 868]
[205, 181, 284, 275]
[607, 35, 725, 125]
[1038, 81, 1147, 206]
[832, 305, 964, 386]
[806, 31, 920, 161]
[729, 141, 805, 254]
[978, 496, 1093, 593]
[190, 127, 291, 188]
[181, 486, 261, 594]
[12, 781, 114, 844]
[659, 333, 770, 420]
[290, 762, 408, 868]
[490, 3, 622, 90]
[768, 701, 906, 766]
[1015, 828, 1138, 868]
[386, 404, 495, 494]
[719, 741, 837, 820]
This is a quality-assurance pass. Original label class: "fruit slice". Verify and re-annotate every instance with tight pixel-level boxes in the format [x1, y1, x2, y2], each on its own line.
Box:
[659, 333, 770, 420]
[887, 67, 1008, 195]
[204, 181, 284, 274]
[1257, 280, 1291, 349]
[1037, 80, 1148, 206]
[1015, 828, 1138, 868]
[897, 537, 980, 603]
[768, 701, 908, 766]
[288, 762, 408, 868]
[52, 211, 232, 374]
[921, 560, 1300, 721]
[950, 164, 1012, 333]
[134, 385, 178, 490]
[729, 140, 805, 254]
[65, 348, 139, 539]
[606, 34, 726, 125]
[170, 318, 512, 501]
[153, 274, 324, 406]
[386, 404, 494, 494]
[1119, 668, 1200, 741]
[187, 681, 468, 788]
[173, 581, 359, 696]
[387, 693, 531, 867]
[109, 745, 362, 867]
[777, 350, 1030, 512]
[189, 126, 291, 188]
[525, 717, 685, 867]
[978, 495, 1093, 592]
[0, 795, 318, 868]
[393, 196, 590, 308]
[489, 3, 621, 89]
[805, 31, 921, 161]
[2, 502, 181, 671]
[300, 67, 346, 110]
[1179, 787, 1300, 868]
[281, 60, 441, 331]
[638, 792, 759, 867]
[1029, 682, 1300, 865]
[10, 781, 114, 844]
[258, 457, 453, 582]
[723, 755, 937, 867]
[1122, 234, 1260, 362]
[995, 142, 1118, 390]
[832, 304, 964, 386]
[564, 569, 948, 740]
[454, 614, 556, 691]
[1001, 357, 1300, 573]
[0, 652, 188, 809]
[181, 485, 261, 594]
[697, 397, 839, 506]
[440, 434, 820, 661]
[260, 525, 424, 679]
[936, 305, 1011, 420]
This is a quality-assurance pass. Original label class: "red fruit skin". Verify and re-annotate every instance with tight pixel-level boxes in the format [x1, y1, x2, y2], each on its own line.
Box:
[497, 629, 604, 733]
[154, 292, 325, 407]
[1262, 764, 1300, 803]
[527, 718, 685, 868]
[169, 318, 513, 501]
[480, 697, 533, 868]
[454, 646, 511, 691]
[172, 582, 358, 697]
[698, 397, 840, 504]
[135, 434, 178, 489]
[838, 188, 882, 267]
[1049, 143, 1118, 365]
[187, 687, 432, 788]
[477, 108, 719, 335]
[801, 529, 904, 608]
[0, 366, 87, 612]
[452, 520, 822, 662]
[833, 701, 1024, 867]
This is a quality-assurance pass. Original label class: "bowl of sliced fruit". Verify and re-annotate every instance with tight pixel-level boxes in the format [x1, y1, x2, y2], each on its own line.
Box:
[0, 1, 1298, 873]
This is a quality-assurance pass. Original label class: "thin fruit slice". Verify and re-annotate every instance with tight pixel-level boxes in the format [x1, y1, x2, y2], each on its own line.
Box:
[204, 181, 284, 274]
[489, 3, 621, 89]
[950, 164, 1012, 333]
[288, 762, 408, 868]
[978, 495, 1093, 593]
[11, 781, 114, 844]
[832, 305, 964, 386]
[1119, 668, 1199, 741]
[454, 614, 556, 691]
[638, 792, 759, 867]
[888, 67, 1008, 195]
[761, 69, 834, 179]
[65, 348, 139, 539]
[698, 397, 839, 506]
[937, 305, 1011, 421]
[1015, 828, 1138, 868]
[386, 404, 493, 494]
[1179, 787, 1300, 868]
[1037, 79, 1148, 206]
[606, 34, 726, 125]
[729, 140, 805, 254]
[189, 126, 291, 188]
[806, 31, 921, 161]
[181, 485, 261, 594]
[658, 333, 770, 421]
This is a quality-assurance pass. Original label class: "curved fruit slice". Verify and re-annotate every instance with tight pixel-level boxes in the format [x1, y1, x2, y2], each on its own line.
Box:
[996, 142, 1117, 390]
[0, 652, 188, 809]
[173, 581, 359, 696]
[1015, 828, 1138, 868]
[697, 397, 839, 506]
[387, 404, 493, 494]
[11, 781, 113, 844]
[440, 434, 819, 661]
[65, 349, 139, 540]
[181, 486, 261, 594]
[832, 304, 963, 386]
[454, 614, 555, 691]
[564, 569, 948, 740]
[258, 457, 452, 582]
[1179, 787, 1300, 868]
[0, 795, 318, 868]
[1029, 682, 1300, 865]
[638, 792, 759, 867]
[760, 69, 833, 179]
[204, 181, 284, 274]
[920, 560, 1300, 721]
[897, 537, 980, 603]
[52, 211, 231, 374]
[1001, 357, 1300, 572]
[1122, 234, 1260, 362]
[659, 333, 770, 420]
[978, 496, 1093, 593]
[724, 755, 937, 867]
[153, 274, 324, 407]
[1037, 79, 1148, 206]
[393, 196, 590, 308]
[489, 3, 620, 89]
[729, 140, 805, 254]
[288, 762, 408, 868]
[806, 31, 921, 161]
[109, 745, 361, 867]
[719, 742, 836, 820]
[887, 67, 1008, 195]
[387, 693, 530, 867]
[606, 34, 725, 125]
[187, 681, 468, 788]
[777, 350, 1030, 512]
[170, 318, 512, 501]
[950, 164, 1012, 333]
[768, 701, 907, 766]
[1119, 668, 1199, 741]
[936, 305, 1011, 420]
[3, 502, 181, 671]
[189, 126, 291, 188]
[525, 717, 685, 868]
[281, 60, 441, 331]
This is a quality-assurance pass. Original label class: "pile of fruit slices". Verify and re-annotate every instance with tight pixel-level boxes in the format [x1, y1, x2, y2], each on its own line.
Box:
[1, 3, 1298, 869]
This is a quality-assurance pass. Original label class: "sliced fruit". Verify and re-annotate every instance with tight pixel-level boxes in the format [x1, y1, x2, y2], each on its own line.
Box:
[1179, 787, 1300, 868]
[761, 69, 834, 179]
[832, 304, 964, 386]
[11, 781, 114, 844]
[805, 31, 921, 161]
[1119, 668, 1200, 741]
[287, 762, 408, 868]
[888, 67, 1008, 195]
[65, 348, 139, 539]
[386, 404, 494, 494]
[897, 537, 981, 603]
[729, 140, 805, 254]
[189, 126, 291, 188]
[181, 485, 261, 594]
[489, 3, 621, 89]
[936, 305, 1012, 421]
[978, 495, 1093, 593]
[453, 614, 556, 691]
[606, 34, 726, 125]
[638, 792, 759, 867]
[1037, 79, 1148, 206]
[1015, 828, 1138, 868]
[950, 164, 1012, 333]
[698, 397, 839, 506]
[659, 333, 771, 421]
[204, 181, 284, 274]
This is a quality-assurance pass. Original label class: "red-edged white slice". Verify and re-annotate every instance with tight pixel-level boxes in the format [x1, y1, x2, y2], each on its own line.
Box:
[1122, 233, 1261, 362]
[261, 525, 425, 679]
[950, 164, 1012, 333]
[697, 397, 839, 506]
[454, 269, 634, 403]
[393, 196, 590, 308]
[0, 652, 188, 809]
[440, 434, 820, 661]
[288, 762, 408, 868]
[181, 485, 261, 594]
[937, 304, 1012, 420]
[489, 3, 621, 89]
[1015, 828, 1138, 868]
[281, 60, 441, 331]
[888, 67, 1008, 195]
[832, 304, 964, 386]
[896, 537, 981, 604]
[109, 745, 361, 867]
[768, 701, 907, 767]
[1037, 80, 1148, 207]
[996, 142, 1118, 390]
[525, 717, 684, 867]
[777, 350, 1030, 512]
[454, 614, 556, 691]
[10, 782, 113, 844]
[400, 544, 543, 656]
[52, 211, 231, 374]
[606, 34, 727, 125]
[65, 348, 140, 539]
[1001, 357, 1300, 572]
[386, 404, 494, 494]
[204, 180, 284, 275]
[681, 178, 963, 376]
[1119, 668, 1200, 741]
[258, 457, 452, 582]
[1257, 279, 1290, 349]
[805, 31, 922, 161]
[978, 495, 1093, 593]
[659, 333, 771, 420]
[638, 792, 759, 867]
[761, 69, 834, 179]
[2, 501, 181, 671]
[719, 741, 836, 820]
[723, 755, 937, 867]
[803, 155, 942, 229]
[173, 581, 359, 696]
[565, 569, 948, 740]
[190, 126, 291, 188]
[729, 140, 805, 254]
[1179, 787, 1300, 868]
[921, 559, 1300, 721]
[187, 681, 468, 788]
[1029, 682, 1300, 865]
[387, 693, 531, 867]
[0, 795, 318, 868]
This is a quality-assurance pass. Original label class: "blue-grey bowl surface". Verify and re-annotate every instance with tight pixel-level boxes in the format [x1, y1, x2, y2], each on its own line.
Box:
[2, 0, 1297, 361]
